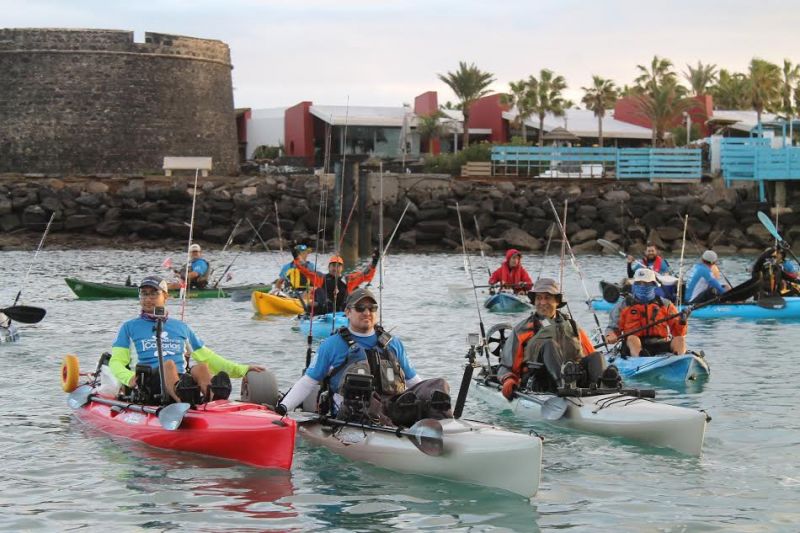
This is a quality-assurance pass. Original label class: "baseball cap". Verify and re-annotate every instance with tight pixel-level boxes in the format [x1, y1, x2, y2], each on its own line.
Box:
[189, 244, 202, 252]
[139, 275, 169, 293]
[329, 255, 344, 265]
[702, 250, 718, 263]
[633, 268, 658, 284]
[346, 287, 377, 308]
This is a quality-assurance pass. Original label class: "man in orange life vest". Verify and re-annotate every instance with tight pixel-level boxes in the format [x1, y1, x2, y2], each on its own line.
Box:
[605, 268, 687, 356]
[497, 278, 614, 399]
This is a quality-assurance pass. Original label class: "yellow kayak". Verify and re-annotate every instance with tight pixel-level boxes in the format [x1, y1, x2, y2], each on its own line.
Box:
[251, 291, 305, 316]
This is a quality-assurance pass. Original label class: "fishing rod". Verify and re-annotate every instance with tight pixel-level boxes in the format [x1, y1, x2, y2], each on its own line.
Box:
[336, 191, 359, 253]
[559, 200, 567, 290]
[472, 215, 491, 278]
[211, 216, 273, 290]
[305, 167, 330, 370]
[677, 214, 689, 306]
[678, 211, 735, 289]
[12, 212, 55, 307]
[274, 201, 284, 252]
[547, 197, 609, 349]
[179, 169, 201, 321]
[537, 223, 556, 281]
[335, 96, 350, 247]
[209, 218, 246, 289]
[378, 163, 385, 326]
[381, 201, 411, 258]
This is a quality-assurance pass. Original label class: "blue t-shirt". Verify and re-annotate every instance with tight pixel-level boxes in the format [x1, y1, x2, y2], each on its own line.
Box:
[306, 330, 417, 393]
[112, 316, 204, 373]
[686, 263, 725, 302]
[191, 258, 209, 277]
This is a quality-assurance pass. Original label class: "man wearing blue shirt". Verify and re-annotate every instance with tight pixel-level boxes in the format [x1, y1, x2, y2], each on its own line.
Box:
[686, 250, 728, 303]
[277, 288, 452, 427]
[110, 275, 264, 404]
[275, 244, 317, 293]
[168, 243, 211, 290]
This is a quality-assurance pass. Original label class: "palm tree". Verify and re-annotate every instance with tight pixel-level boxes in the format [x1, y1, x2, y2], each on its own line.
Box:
[683, 61, 718, 96]
[581, 75, 619, 147]
[780, 59, 800, 143]
[501, 79, 535, 142]
[635, 55, 678, 96]
[633, 80, 697, 146]
[711, 70, 749, 109]
[748, 58, 782, 127]
[437, 61, 495, 150]
[416, 111, 447, 154]
[528, 69, 568, 146]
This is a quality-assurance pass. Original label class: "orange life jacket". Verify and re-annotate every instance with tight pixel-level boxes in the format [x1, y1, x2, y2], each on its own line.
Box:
[618, 296, 686, 339]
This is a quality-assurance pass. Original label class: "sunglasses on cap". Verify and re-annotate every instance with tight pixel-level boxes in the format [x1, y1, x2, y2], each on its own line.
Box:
[349, 303, 378, 313]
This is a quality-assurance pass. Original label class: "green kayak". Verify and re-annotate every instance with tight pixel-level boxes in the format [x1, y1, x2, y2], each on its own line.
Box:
[64, 277, 272, 300]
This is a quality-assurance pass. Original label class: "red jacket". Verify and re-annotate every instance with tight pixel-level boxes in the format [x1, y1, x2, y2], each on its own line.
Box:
[488, 249, 533, 292]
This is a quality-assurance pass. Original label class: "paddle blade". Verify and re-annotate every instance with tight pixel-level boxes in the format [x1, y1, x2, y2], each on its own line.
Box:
[757, 295, 786, 310]
[2, 305, 46, 324]
[162, 257, 174, 269]
[758, 211, 783, 242]
[541, 397, 569, 421]
[597, 239, 624, 256]
[407, 419, 444, 456]
[158, 402, 190, 430]
[67, 384, 93, 409]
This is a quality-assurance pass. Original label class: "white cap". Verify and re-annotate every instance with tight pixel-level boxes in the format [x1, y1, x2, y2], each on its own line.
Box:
[189, 243, 202, 252]
[702, 250, 717, 263]
[633, 268, 657, 284]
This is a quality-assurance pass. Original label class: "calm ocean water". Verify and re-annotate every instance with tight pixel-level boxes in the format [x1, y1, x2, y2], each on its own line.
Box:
[1, 249, 798, 532]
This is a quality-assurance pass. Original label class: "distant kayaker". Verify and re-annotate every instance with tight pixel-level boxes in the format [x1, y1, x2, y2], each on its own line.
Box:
[168, 243, 210, 290]
[293, 249, 379, 313]
[109, 275, 265, 404]
[751, 246, 800, 297]
[686, 250, 728, 303]
[497, 278, 617, 399]
[274, 244, 317, 293]
[488, 249, 533, 294]
[276, 287, 453, 427]
[626, 242, 670, 277]
[605, 268, 687, 357]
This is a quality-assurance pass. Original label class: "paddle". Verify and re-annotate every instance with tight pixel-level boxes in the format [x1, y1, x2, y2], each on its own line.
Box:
[597, 239, 648, 270]
[513, 390, 569, 420]
[291, 412, 444, 456]
[1, 305, 46, 324]
[67, 384, 191, 430]
[758, 210, 800, 271]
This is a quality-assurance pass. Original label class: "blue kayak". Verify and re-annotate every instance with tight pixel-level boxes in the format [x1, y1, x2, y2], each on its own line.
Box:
[297, 312, 348, 339]
[606, 351, 710, 383]
[590, 297, 800, 319]
[484, 292, 532, 314]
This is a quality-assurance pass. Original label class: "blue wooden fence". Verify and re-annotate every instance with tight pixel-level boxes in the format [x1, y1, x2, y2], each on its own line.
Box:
[720, 137, 800, 200]
[490, 146, 702, 182]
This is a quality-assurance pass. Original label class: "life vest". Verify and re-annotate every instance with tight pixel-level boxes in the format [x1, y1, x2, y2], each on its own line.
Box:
[329, 326, 406, 397]
[286, 265, 310, 290]
[618, 296, 675, 339]
[324, 274, 349, 312]
[644, 256, 664, 273]
[511, 312, 583, 376]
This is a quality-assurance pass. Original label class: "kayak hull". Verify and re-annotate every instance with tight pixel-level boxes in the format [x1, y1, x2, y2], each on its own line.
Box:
[590, 296, 800, 319]
[607, 352, 710, 383]
[472, 379, 707, 456]
[484, 292, 532, 314]
[251, 291, 305, 316]
[72, 398, 296, 469]
[65, 278, 271, 300]
[297, 416, 542, 498]
[297, 312, 348, 338]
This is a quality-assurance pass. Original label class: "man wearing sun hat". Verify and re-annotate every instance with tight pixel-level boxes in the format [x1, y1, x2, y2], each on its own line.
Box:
[109, 274, 265, 405]
[276, 287, 452, 426]
[605, 268, 687, 357]
[293, 249, 380, 313]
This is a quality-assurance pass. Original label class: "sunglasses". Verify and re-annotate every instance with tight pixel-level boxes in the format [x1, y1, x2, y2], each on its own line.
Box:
[350, 303, 378, 313]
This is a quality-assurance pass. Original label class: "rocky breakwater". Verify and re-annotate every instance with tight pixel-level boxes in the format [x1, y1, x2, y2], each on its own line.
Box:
[0, 173, 795, 255]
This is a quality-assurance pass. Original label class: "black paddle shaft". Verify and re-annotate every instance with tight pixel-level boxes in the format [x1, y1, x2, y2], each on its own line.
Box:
[453, 345, 477, 419]
[154, 317, 169, 405]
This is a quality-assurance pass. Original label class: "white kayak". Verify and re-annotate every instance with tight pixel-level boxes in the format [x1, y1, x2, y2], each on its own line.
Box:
[293, 413, 543, 498]
[471, 377, 708, 456]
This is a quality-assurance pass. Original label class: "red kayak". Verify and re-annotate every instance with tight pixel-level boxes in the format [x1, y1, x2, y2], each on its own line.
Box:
[72, 397, 296, 470]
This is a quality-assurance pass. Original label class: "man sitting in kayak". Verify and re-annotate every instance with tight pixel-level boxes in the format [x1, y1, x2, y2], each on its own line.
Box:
[276, 288, 452, 427]
[274, 244, 317, 294]
[605, 268, 687, 357]
[293, 250, 379, 313]
[626, 242, 670, 277]
[750, 245, 800, 297]
[498, 278, 615, 399]
[168, 243, 211, 290]
[109, 275, 265, 405]
[686, 250, 728, 304]
[488, 249, 533, 295]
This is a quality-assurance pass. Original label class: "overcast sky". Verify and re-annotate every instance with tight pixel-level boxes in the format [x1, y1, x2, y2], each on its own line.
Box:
[3, 0, 799, 110]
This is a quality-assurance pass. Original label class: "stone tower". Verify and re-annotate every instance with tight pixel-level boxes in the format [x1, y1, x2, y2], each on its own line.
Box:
[0, 28, 238, 175]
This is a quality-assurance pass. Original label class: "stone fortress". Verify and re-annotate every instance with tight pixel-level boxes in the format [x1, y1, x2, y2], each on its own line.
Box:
[0, 28, 238, 175]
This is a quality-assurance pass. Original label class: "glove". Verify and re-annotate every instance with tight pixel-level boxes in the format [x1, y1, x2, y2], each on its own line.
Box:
[371, 248, 380, 267]
[500, 373, 520, 401]
[275, 403, 288, 416]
